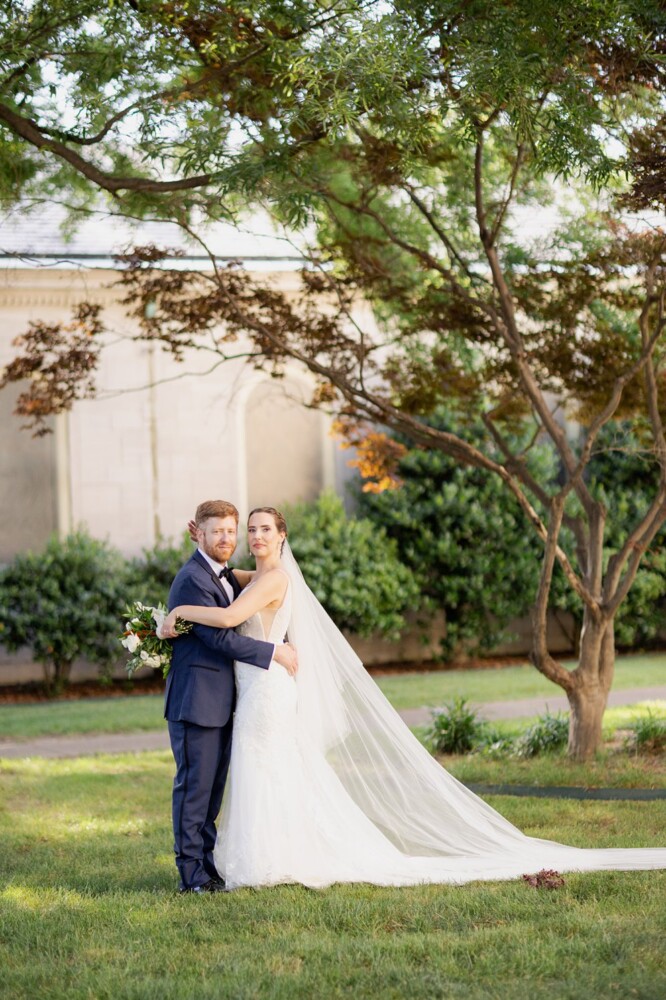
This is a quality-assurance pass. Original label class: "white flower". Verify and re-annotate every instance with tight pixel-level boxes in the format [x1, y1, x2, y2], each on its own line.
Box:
[151, 608, 165, 628]
[141, 654, 162, 669]
[140, 649, 149, 661]
[121, 633, 141, 653]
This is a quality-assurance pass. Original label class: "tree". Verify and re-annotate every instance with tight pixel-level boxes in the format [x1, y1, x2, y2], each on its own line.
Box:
[1, 2, 666, 756]
[359, 415, 666, 657]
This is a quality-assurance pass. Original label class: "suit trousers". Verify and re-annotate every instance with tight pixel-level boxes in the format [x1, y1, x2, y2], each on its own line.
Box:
[168, 717, 233, 889]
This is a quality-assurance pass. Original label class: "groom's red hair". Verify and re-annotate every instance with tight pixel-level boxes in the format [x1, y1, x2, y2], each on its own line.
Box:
[195, 500, 239, 526]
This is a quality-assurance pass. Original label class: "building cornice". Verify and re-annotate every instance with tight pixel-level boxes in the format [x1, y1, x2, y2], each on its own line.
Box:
[0, 261, 306, 309]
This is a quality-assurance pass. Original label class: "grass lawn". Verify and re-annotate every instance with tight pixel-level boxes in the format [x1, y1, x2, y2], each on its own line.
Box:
[376, 652, 666, 709]
[1, 653, 664, 743]
[1, 752, 664, 1000]
[445, 750, 666, 790]
[0, 694, 165, 741]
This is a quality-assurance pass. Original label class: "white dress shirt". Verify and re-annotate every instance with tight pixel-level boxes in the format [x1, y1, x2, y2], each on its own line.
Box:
[197, 548, 234, 601]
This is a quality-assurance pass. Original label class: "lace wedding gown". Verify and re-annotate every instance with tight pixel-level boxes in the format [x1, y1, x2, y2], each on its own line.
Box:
[214, 580, 409, 889]
[213, 551, 666, 890]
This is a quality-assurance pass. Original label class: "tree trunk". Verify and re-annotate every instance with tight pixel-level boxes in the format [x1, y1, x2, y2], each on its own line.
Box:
[566, 614, 615, 760]
[48, 658, 73, 695]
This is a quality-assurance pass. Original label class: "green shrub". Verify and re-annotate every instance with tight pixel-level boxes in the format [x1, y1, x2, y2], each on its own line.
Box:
[276, 492, 421, 638]
[472, 726, 517, 758]
[425, 697, 487, 754]
[625, 712, 666, 755]
[124, 533, 194, 608]
[356, 408, 553, 657]
[0, 530, 127, 692]
[515, 711, 569, 758]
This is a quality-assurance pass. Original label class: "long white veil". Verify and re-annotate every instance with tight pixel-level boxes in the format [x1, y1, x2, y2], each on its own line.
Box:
[280, 542, 666, 878]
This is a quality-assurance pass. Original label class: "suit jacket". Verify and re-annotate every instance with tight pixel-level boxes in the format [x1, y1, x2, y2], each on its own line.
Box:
[164, 550, 274, 728]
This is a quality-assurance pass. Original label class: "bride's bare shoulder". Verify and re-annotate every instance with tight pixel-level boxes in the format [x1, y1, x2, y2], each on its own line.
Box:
[265, 567, 290, 594]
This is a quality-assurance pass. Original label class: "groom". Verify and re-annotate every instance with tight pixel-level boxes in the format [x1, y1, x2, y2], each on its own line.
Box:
[165, 499, 298, 893]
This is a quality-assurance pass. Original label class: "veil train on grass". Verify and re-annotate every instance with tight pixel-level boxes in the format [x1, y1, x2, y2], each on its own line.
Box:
[281, 542, 666, 882]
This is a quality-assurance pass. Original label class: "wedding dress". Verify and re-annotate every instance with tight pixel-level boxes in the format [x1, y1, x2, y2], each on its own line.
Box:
[213, 544, 666, 890]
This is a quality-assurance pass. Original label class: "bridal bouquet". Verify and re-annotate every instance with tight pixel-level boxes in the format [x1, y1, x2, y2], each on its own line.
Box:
[120, 602, 192, 679]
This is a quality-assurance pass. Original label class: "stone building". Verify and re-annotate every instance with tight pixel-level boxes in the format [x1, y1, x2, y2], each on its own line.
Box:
[0, 208, 350, 561]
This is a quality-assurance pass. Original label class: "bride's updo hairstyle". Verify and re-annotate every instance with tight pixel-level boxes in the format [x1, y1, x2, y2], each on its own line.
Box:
[248, 506, 288, 554]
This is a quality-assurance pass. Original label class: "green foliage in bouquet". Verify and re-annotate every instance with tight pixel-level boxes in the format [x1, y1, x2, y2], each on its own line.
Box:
[120, 601, 192, 679]
[0, 530, 127, 693]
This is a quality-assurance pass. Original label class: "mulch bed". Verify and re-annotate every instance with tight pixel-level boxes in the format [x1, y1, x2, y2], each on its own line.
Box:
[0, 675, 166, 704]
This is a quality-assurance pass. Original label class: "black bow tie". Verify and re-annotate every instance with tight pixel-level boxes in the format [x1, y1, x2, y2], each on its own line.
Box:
[218, 567, 233, 580]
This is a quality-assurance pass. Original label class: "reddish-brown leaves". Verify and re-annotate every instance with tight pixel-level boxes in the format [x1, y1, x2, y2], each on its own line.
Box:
[0, 303, 103, 436]
[522, 869, 566, 890]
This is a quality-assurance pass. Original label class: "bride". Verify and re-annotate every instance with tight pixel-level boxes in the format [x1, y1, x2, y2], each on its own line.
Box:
[160, 506, 666, 890]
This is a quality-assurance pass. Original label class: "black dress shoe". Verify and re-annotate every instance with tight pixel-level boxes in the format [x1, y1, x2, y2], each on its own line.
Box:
[179, 879, 226, 894]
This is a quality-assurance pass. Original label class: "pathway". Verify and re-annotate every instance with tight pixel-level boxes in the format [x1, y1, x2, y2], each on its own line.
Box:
[0, 685, 663, 760]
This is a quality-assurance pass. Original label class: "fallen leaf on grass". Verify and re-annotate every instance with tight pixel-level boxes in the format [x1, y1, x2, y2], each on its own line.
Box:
[522, 869, 565, 890]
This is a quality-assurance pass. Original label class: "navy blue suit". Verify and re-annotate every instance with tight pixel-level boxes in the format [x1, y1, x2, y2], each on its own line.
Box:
[165, 550, 274, 890]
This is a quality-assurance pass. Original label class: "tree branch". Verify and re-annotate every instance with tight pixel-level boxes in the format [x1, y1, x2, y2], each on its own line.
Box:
[473, 133, 599, 513]
[0, 100, 213, 194]
[38, 90, 180, 147]
[402, 183, 490, 288]
[530, 497, 576, 692]
[639, 259, 666, 472]
[481, 408, 588, 549]
[188, 263, 596, 611]
[313, 183, 503, 328]
[488, 142, 525, 245]
[605, 490, 666, 615]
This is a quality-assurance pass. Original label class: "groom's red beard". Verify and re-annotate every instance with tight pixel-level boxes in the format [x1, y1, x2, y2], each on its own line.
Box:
[203, 540, 235, 564]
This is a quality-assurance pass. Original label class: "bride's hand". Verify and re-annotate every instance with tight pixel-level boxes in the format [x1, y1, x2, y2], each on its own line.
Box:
[158, 610, 179, 639]
[274, 642, 298, 676]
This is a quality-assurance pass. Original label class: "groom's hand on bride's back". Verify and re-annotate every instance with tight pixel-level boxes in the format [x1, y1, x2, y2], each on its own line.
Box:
[274, 643, 298, 676]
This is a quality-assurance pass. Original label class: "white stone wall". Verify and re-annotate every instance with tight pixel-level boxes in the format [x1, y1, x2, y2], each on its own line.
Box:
[0, 265, 346, 558]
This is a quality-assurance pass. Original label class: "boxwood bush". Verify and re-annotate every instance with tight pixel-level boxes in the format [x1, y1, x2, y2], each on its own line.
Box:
[0, 530, 127, 692]
[124, 532, 194, 608]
